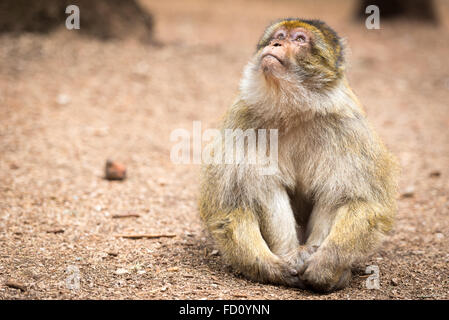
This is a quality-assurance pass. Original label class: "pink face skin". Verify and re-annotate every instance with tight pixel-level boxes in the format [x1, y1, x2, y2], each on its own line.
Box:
[260, 27, 312, 73]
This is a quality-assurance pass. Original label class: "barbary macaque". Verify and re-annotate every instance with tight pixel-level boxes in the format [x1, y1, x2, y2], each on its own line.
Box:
[199, 18, 398, 292]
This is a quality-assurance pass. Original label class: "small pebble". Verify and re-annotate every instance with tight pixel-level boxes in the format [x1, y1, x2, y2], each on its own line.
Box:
[429, 170, 441, 178]
[401, 186, 415, 198]
[56, 93, 71, 105]
[391, 278, 399, 286]
[209, 249, 220, 256]
[115, 268, 129, 275]
[105, 160, 127, 181]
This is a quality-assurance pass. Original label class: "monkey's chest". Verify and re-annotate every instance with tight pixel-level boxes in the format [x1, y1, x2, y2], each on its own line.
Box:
[279, 130, 342, 195]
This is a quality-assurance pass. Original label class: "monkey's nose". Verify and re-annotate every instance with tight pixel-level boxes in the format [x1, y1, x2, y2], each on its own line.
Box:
[272, 42, 282, 47]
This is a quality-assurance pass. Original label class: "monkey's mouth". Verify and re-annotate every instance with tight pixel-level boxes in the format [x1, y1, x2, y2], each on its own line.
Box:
[261, 53, 284, 65]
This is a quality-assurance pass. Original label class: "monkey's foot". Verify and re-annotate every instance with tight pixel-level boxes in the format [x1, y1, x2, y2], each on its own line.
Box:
[284, 245, 318, 272]
[298, 250, 351, 293]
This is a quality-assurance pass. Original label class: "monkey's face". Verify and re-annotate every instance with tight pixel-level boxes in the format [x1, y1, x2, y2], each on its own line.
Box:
[260, 27, 312, 75]
[254, 19, 344, 89]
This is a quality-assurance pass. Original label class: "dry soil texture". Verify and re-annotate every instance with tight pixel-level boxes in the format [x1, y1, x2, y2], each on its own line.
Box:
[0, 0, 448, 299]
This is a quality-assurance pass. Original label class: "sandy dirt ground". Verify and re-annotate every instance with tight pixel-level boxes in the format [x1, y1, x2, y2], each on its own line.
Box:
[0, 0, 448, 300]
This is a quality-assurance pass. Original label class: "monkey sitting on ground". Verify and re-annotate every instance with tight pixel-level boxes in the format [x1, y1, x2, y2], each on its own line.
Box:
[199, 18, 398, 292]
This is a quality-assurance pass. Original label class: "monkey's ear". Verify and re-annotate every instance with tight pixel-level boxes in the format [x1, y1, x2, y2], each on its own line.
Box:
[332, 33, 345, 72]
[326, 25, 345, 71]
[335, 36, 347, 72]
[300, 19, 345, 70]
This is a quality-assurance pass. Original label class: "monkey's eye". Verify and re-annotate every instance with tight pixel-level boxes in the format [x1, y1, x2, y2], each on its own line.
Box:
[292, 32, 308, 43]
[273, 30, 286, 40]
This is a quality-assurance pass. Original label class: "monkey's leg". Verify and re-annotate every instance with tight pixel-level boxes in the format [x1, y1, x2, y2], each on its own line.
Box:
[207, 205, 303, 287]
[258, 188, 317, 274]
[301, 201, 393, 292]
[258, 188, 300, 256]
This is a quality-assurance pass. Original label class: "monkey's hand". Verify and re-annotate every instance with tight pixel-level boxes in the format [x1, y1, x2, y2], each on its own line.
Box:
[272, 258, 308, 289]
[284, 245, 318, 273]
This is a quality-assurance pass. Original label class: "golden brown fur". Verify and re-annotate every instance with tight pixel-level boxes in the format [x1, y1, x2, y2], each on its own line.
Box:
[199, 18, 398, 292]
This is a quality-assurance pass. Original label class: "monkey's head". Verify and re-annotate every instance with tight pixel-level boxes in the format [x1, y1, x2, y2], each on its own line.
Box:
[241, 19, 345, 101]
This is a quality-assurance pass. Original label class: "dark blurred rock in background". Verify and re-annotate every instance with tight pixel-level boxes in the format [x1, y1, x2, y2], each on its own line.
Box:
[0, 0, 154, 42]
[357, 0, 438, 23]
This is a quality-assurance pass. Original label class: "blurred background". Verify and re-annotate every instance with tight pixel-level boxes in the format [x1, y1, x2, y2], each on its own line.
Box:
[0, 0, 448, 299]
